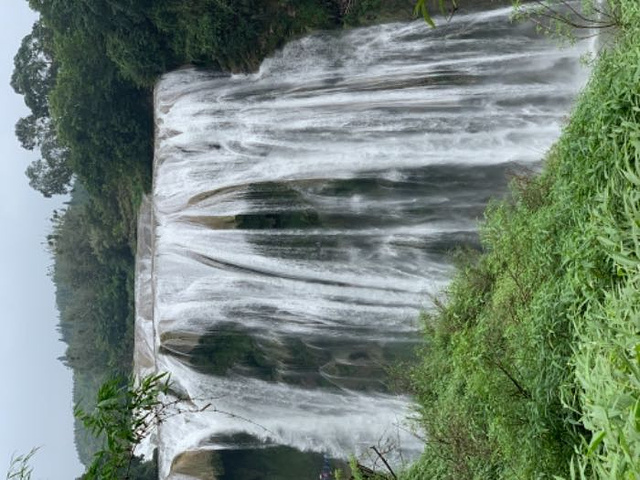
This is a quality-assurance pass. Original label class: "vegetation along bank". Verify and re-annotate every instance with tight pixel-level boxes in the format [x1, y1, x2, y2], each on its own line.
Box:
[403, 0, 640, 478]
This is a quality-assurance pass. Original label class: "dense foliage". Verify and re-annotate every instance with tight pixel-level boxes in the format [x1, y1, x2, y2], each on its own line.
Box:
[74, 373, 168, 480]
[404, 1, 640, 478]
[50, 186, 137, 466]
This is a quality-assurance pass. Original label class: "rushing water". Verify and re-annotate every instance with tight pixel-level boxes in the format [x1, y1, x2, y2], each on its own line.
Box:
[135, 6, 588, 479]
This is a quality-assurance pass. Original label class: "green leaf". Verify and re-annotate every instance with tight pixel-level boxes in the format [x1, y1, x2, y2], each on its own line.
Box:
[587, 431, 606, 456]
[414, 0, 436, 27]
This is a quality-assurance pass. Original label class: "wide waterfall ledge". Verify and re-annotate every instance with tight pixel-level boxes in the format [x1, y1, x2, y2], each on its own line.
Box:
[135, 5, 589, 479]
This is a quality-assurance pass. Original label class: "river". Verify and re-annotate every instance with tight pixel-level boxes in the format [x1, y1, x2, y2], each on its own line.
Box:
[135, 6, 588, 479]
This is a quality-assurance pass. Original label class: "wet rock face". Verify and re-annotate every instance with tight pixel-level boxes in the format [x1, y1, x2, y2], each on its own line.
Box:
[170, 450, 220, 480]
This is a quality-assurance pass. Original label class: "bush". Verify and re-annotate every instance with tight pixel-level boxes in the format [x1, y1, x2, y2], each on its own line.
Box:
[406, 1, 640, 478]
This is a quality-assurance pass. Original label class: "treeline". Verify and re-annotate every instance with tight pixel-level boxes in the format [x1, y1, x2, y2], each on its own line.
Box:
[49, 185, 135, 466]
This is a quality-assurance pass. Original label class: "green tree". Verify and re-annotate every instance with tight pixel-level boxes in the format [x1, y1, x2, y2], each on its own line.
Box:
[25, 156, 72, 197]
[11, 19, 73, 197]
[23, 120, 72, 198]
[10, 20, 55, 119]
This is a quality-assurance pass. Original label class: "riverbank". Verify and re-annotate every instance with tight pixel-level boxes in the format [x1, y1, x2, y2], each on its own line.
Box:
[405, 1, 640, 478]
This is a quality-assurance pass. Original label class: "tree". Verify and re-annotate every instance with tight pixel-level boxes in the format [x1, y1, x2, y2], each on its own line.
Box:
[15, 116, 42, 151]
[17, 115, 73, 198]
[11, 19, 74, 197]
[10, 20, 56, 119]
[23, 120, 73, 198]
[25, 156, 73, 197]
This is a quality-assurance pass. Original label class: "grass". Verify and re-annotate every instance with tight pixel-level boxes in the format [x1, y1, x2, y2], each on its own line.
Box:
[404, 0, 640, 478]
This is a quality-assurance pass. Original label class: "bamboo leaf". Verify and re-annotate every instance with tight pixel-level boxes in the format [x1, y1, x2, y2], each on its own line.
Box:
[414, 0, 436, 27]
[587, 431, 607, 456]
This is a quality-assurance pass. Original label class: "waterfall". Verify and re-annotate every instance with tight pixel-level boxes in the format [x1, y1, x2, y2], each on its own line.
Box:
[136, 6, 588, 479]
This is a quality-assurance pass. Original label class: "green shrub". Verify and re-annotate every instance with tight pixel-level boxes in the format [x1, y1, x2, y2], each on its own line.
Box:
[406, 1, 640, 478]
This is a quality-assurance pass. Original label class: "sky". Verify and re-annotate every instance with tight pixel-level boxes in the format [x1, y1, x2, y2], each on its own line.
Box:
[0, 2, 84, 479]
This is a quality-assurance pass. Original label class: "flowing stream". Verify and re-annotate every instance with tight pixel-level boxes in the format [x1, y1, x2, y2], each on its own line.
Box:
[135, 6, 589, 479]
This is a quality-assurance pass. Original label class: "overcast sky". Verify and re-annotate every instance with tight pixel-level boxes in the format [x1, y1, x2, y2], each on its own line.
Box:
[0, 3, 83, 479]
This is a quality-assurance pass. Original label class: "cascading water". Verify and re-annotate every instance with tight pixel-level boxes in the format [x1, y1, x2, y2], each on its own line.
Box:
[135, 6, 589, 479]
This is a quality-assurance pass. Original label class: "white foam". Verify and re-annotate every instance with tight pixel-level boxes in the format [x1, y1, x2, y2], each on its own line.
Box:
[138, 5, 590, 478]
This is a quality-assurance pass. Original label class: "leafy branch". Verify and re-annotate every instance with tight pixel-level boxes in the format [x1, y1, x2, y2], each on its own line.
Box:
[74, 372, 275, 479]
[414, 0, 458, 27]
[74, 373, 171, 480]
[5, 449, 39, 480]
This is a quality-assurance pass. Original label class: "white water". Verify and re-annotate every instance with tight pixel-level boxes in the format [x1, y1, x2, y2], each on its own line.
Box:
[137, 6, 588, 478]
